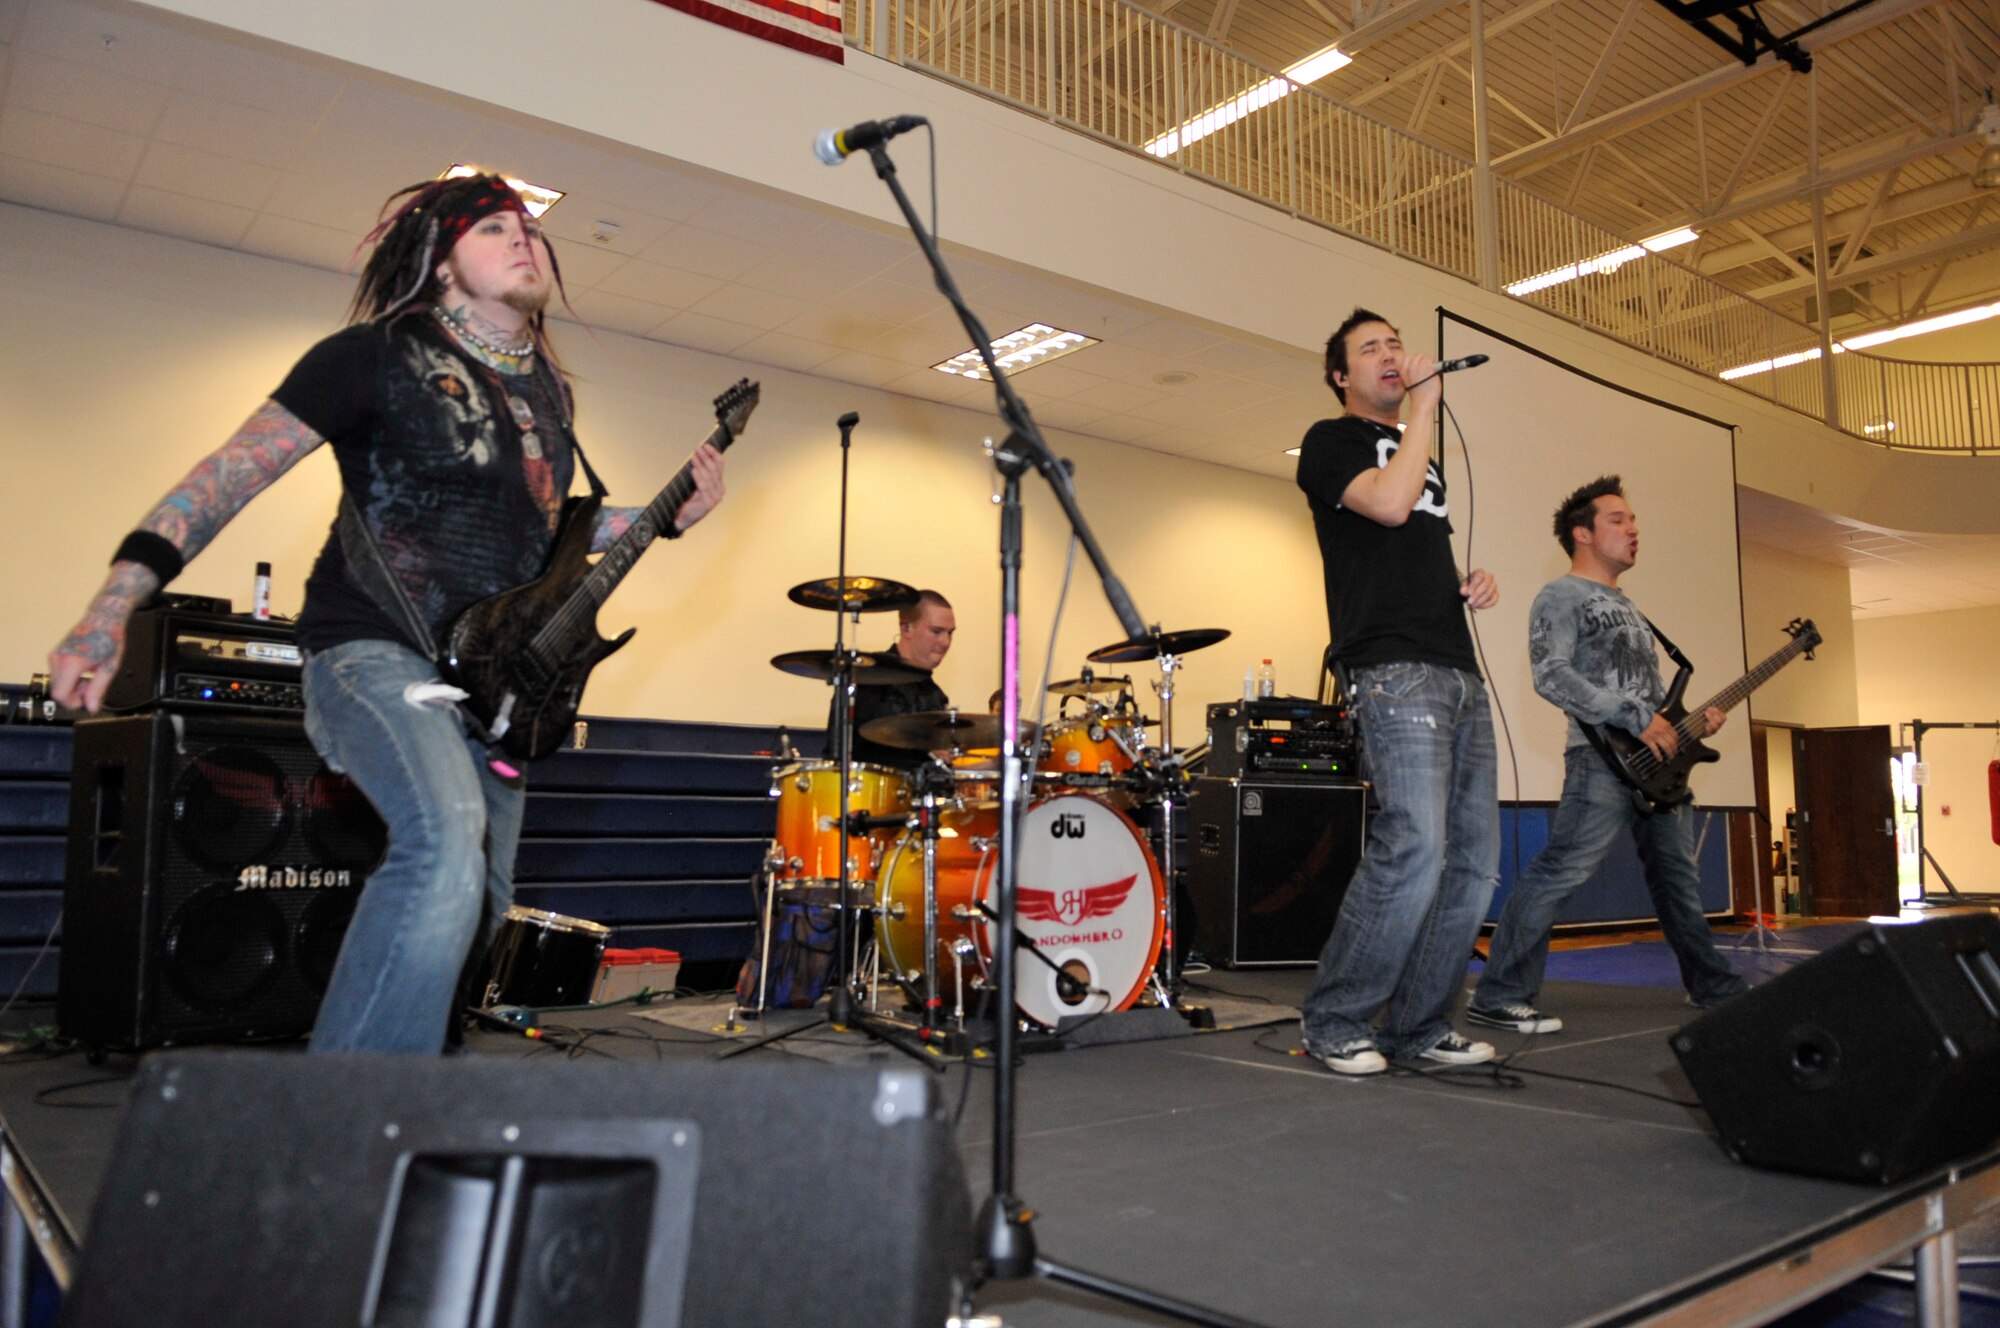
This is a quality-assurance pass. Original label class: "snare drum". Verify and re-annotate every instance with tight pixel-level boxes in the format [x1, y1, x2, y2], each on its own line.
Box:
[875, 794, 1164, 1028]
[769, 760, 910, 885]
[483, 905, 612, 1008]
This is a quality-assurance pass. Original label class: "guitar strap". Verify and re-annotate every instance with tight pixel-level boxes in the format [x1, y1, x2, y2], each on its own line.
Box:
[1640, 612, 1693, 685]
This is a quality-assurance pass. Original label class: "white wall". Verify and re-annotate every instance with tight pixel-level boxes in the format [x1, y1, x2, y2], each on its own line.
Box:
[1856, 605, 2000, 892]
[1737, 543, 1859, 729]
[1, 203, 1334, 731]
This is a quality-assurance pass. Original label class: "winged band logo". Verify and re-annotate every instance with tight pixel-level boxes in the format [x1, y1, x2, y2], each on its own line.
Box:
[1018, 874, 1138, 927]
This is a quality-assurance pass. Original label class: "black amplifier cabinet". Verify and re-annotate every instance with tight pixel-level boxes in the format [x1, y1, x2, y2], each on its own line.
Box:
[102, 608, 305, 713]
[1186, 777, 1365, 968]
[1203, 698, 1358, 780]
[60, 711, 386, 1049]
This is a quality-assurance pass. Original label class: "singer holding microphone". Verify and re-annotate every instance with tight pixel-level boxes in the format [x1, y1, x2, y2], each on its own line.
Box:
[1294, 308, 1501, 1077]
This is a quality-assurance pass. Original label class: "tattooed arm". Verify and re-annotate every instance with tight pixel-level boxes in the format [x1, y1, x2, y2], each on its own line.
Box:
[587, 443, 727, 553]
[48, 400, 327, 713]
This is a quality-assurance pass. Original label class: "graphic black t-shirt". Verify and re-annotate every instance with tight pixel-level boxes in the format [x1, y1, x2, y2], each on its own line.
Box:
[273, 318, 575, 655]
[1294, 414, 1477, 672]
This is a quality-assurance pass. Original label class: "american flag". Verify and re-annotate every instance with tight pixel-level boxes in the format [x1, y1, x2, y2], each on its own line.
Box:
[645, 0, 845, 63]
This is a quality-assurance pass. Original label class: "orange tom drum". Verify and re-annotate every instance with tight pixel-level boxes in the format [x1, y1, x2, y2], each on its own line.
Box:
[768, 760, 909, 885]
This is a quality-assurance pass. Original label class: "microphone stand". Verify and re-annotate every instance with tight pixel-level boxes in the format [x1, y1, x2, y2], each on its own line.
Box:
[861, 138, 1267, 1328]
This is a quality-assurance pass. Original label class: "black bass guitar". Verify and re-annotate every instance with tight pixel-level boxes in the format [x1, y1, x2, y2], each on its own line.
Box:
[1582, 617, 1821, 813]
[443, 378, 759, 761]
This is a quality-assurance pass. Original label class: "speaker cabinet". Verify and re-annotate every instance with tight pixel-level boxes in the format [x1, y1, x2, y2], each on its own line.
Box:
[1185, 778, 1365, 967]
[58, 712, 386, 1050]
[65, 1053, 971, 1328]
[1672, 913, 2000, 1184]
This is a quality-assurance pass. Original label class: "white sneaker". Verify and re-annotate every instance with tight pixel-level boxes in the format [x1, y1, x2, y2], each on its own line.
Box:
[1415, 1032, 1494, 1066]
[1313, 1040, 1388, 1076]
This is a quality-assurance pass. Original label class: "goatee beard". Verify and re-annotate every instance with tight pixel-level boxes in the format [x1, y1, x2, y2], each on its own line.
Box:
[502, 280, 551, 316]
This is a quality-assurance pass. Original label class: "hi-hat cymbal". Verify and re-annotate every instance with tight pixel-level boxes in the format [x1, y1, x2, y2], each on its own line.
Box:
[770, 649, 923, 685]
[860, 709, 1038, 753]
[1087, 627, 1231, 664]
[1048, 674, 1131, 698]
[787, 576, 919, 613]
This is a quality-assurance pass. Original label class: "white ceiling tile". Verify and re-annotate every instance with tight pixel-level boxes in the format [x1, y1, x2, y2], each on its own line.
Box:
[595, 258, 722, 309]
[0, 106, 145, 179]
[176, 40, 343, 118]
[564, 289, 671, 338]
[816, 348, 913, 388]
[538, 200, 677, 258]
[640, 224, 765, 280]
[117, 184, 252, 247]
[1069, 378, 1161, 413]
[16, 1, 190, 85]
[152, 90, 313, 169]
[7, 52, 169, 134]
[1025, 398, 1114, 432]
[732, 330, 845, 374]
[779, 305, 900, 350]
[134, 139, 279, 210]
[0, 152, 124, 219]
[1115, 318, 1223, 358]
[1086, 414, 1169, 444]
[820, 275, 948, 326]
[652, 308, 763, 356]
[319, 83, 483, 155]
[734, 252, 868, 305]
[237, 212, 356, 270]
[690, 281, 816, 331]
[544, 241, 626, 292]
[682, 191, 827, 249]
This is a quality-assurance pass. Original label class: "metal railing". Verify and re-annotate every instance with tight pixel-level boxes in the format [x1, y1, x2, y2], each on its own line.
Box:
[845, 0, 1989, 454]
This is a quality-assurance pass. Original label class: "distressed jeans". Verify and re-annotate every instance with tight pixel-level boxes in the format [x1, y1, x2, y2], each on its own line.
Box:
[1301, 662, 1499, 1058]
[301, 639, 524, 1054]
[1475, 747, 1747, 1010]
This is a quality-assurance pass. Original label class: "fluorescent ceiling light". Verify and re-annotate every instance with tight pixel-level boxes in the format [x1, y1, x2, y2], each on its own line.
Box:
[441, 164, 565, 218]
[1143, 43, 1353, 157]
[933, 324, 1100, 381]
[1720, 299, 2000, 379]
[1504, 228, 1699, 297]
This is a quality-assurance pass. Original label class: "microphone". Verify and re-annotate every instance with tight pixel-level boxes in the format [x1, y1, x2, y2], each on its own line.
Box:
[1436, 353, 1490, 373]
[814, 115, 928, 165]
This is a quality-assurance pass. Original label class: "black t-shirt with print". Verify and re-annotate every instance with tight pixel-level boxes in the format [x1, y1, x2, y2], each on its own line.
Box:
[273, 317, 575, 655]
[1294, 413, 1477, 673]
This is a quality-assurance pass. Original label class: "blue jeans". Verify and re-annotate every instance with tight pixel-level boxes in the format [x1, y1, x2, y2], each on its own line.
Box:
[1301, 663, 1499, 1058]
[301, 639, 525, 1054]
[1474, 748, 1747, 1009]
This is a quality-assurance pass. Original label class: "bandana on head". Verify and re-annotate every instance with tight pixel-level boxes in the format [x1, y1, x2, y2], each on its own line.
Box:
[362, 172, 529, 257]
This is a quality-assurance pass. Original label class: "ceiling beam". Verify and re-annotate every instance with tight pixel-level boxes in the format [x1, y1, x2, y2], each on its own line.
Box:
[1747, 213, 2000, 298]
[1698, 175, 1976, 273]
[1714, 80, 1791, 207]
[1672, 128, 1979, 234]
[1833, 165, 1903, 277]
[1562, 0, 1645, 133]
[1342, 0, 1567, 110]
[1335, 0, 1467, 56]
[1207, 0, 1243, 43]
[1495, 0, 1939, 173]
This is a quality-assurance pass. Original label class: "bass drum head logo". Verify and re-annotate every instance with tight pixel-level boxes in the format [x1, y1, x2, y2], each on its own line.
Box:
[984, 796, 1163, 1028]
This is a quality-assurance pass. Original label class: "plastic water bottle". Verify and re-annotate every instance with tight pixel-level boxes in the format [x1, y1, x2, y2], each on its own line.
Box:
[1242, 665, 1256, 703]
[1256, 658, 1276, 699]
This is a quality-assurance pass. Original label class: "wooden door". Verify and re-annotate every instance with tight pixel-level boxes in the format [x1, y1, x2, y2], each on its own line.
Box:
[1794, 725, 1898, 917]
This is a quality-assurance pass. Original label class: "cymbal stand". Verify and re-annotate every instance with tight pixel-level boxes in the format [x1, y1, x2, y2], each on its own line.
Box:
[862, 135, 1266, 1328]
[1148, 647, 1189, 1001]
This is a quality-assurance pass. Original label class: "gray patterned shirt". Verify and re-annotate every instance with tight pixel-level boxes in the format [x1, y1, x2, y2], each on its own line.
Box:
[1528, 574, 1664, 750]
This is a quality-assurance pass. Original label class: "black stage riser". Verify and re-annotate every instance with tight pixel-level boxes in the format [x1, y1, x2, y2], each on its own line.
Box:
[1673, 912, 2000, 1184]
[57, 712, 385, 1050]
[1185, 778, 1365, 967]
[64, 1053, 970, 1328]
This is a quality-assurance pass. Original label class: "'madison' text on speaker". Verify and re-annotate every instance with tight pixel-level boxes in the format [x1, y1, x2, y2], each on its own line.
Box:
[58, 712, 386, 1050]
[1672, 913, 2000, 1184]
[64, 1054, 971, 1328]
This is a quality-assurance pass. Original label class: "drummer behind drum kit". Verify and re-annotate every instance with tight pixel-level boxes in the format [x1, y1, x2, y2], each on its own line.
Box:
[747, 571, 1231, 1046]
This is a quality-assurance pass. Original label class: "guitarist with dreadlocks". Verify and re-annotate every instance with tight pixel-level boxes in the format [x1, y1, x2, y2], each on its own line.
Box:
[46, 173, 727, 1055]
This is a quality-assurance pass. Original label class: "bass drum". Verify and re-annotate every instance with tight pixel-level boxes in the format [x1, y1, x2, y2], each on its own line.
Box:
[876, 794, 1164, 1028]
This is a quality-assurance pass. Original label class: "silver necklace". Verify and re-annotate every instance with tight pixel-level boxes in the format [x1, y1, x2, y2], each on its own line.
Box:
[434, 304, 535, 358]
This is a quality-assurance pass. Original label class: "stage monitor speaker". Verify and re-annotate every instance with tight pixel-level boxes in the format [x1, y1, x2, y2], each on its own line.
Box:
[58, 711, 386, 1050]
[1185, 778, 1365, 967]
[64, 1053, 971, 1328]
[1672, 913, 2000, 1184]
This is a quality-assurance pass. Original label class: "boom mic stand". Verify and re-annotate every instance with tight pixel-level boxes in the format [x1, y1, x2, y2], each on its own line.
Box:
[859, 135, 1267, 1328]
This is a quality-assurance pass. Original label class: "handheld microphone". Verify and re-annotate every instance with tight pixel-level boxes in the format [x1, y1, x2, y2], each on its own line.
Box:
[1436, 353, 1490, 373]
[813, 115, 928, 165]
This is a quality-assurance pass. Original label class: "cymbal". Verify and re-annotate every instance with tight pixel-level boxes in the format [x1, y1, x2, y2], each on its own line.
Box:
[1087, 627, 1231, 664]
[787, 576, 919, 613]
[1048, 674, 1131, 698]
[860, 709, 1038, 753]
[770, 649, 923, 685]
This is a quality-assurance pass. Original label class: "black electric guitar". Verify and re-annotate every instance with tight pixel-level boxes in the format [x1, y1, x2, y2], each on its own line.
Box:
[1582, 617, 1821, 813]
[442, 378, 760, 761]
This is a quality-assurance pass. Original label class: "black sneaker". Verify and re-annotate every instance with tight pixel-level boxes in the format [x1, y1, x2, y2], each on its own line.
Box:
[1466, 1001, 1563, 1034]
[1414, 1032, 1495, 1066]
[1311, 1039, 1388, 1076]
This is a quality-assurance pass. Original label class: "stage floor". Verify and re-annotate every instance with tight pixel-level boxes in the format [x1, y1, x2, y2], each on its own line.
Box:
[3, 968, 1994, 1327]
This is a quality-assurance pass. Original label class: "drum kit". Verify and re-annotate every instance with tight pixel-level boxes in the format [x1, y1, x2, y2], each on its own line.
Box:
[744, 567, 1231, 1046]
